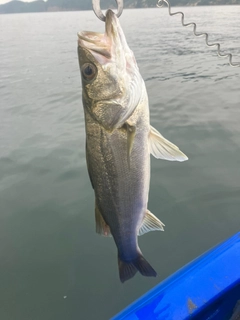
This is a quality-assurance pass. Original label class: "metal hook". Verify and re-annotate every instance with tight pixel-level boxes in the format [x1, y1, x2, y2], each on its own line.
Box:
[92, 0, 123, 22]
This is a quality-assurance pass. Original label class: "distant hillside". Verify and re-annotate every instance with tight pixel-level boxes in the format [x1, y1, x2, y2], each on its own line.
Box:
[0, 0, 240, 14]
[0, 0, 46, 13]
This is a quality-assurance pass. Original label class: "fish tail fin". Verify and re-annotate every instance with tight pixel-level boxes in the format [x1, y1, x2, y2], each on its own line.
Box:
[118, 258, 138, 283]
[118, 253, 157, 283]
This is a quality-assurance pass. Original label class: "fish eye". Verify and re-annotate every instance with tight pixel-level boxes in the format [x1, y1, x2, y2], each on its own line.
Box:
[81, 63, 97, 81]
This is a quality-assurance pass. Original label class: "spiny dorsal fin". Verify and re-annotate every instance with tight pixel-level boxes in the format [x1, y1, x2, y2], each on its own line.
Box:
[138, 210, 165, 236]
[149, 125, 188, 162]
[95, 202, 112, 237]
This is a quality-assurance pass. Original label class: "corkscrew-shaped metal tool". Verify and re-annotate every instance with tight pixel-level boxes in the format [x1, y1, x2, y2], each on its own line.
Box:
[157, 0, 240, 67]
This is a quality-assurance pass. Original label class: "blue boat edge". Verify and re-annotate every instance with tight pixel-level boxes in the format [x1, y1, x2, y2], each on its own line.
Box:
[112, 232, 240, 320]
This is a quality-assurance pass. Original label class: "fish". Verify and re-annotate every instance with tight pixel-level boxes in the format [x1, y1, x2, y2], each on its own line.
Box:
[77, 9, 188, 283]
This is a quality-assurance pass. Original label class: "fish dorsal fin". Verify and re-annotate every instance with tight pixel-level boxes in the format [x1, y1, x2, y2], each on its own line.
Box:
[138, 210, 165, 236]
[95, 202, 112, 237]
[149, 125, 188, 162]
[126, 123, 136, 169]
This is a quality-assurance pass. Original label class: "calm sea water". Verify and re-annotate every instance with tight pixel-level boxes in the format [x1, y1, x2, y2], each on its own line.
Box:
[0, 5, 240, 320]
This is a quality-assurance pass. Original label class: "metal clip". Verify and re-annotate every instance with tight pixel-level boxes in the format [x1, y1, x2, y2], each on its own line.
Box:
[92, 0, 123, 21]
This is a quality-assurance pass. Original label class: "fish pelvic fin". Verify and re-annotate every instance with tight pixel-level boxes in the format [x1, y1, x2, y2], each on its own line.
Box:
[138, 210, 165, 236]
[126, 123, 136, 169]
[118, 253, 157, 283]
[149, 125, 188, 162]
[95, 202, 112, 237]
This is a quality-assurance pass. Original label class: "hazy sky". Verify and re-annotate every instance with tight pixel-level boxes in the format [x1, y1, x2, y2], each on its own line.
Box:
[0, 0, 39, 4]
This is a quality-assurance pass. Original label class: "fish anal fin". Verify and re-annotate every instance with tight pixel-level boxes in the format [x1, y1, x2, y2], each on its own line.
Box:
[149, 125, 188, 162]
[95, 203, 111, 237]
[138, 210, 165, 236]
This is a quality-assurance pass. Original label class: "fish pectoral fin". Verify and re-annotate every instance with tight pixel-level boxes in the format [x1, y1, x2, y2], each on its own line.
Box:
[138, 210, 165, 236]
[126, 123, 136, 169]
[95, 203, 112, 237]
[149, 125, 188, 162]
[86, 141, 94, 189]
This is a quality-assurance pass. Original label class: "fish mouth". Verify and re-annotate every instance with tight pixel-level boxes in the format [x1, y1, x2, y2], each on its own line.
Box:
[78, 9, 128, 64]
[78, 31, 112, 61]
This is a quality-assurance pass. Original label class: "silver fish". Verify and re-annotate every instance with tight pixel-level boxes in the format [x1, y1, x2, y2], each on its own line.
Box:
[77, 9, 188, 282]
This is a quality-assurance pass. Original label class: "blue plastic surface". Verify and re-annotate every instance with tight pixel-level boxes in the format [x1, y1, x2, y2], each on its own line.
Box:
[112, 233, 240, 320]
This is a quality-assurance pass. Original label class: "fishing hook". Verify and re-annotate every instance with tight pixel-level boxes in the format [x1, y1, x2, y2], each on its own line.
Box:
[92, 0, 123, 22]
[157, 0, 240, 67]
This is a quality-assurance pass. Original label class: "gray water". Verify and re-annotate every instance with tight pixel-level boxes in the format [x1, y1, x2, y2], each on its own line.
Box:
[0, 5, 240, 320]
